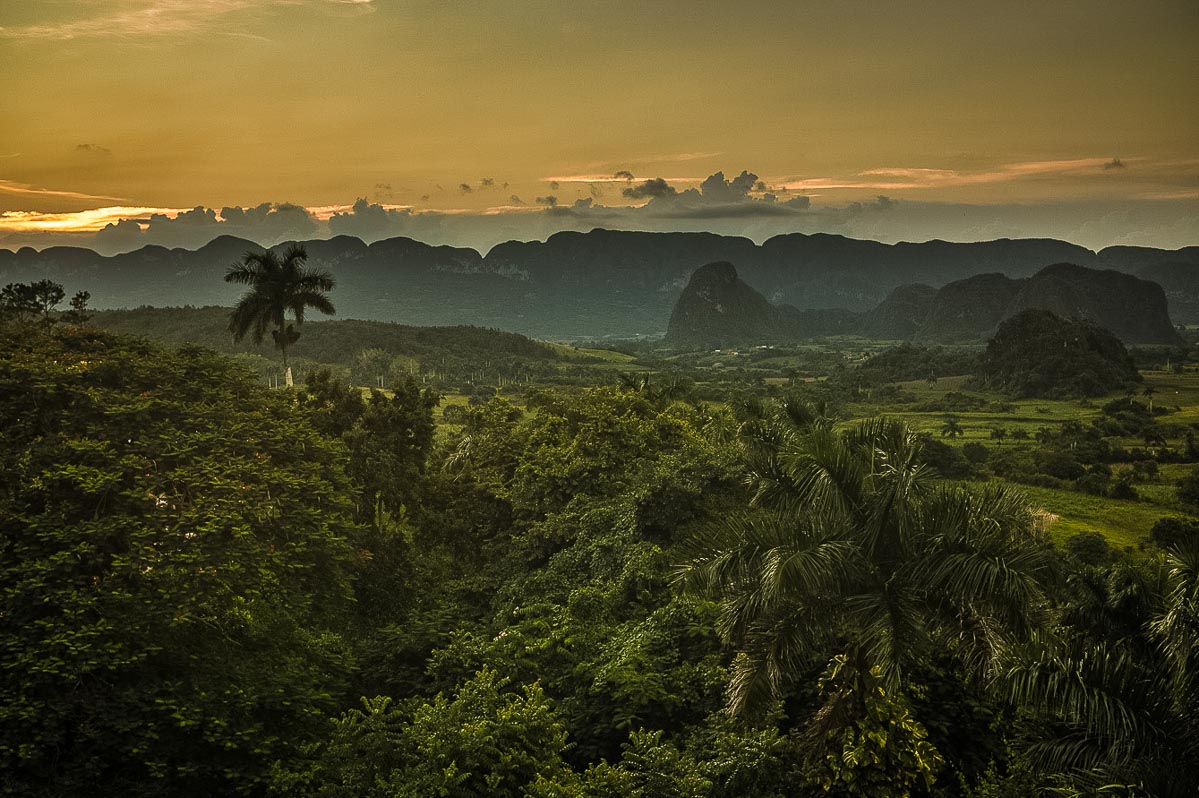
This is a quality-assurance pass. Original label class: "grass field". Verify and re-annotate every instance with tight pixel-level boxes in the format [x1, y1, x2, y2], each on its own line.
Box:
[972, 482, 1170, 548]
[837, 372, 1199, 548]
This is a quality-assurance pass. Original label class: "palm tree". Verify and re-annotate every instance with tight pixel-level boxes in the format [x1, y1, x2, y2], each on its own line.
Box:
[1002, 542, 1199, 795]
[677, 415, 1051, 722]
[225, 245, 335, 387]
[940, 414, 964, 438]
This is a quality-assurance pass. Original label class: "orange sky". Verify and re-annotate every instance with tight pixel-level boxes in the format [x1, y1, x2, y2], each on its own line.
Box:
[1, 0, 1197, 250]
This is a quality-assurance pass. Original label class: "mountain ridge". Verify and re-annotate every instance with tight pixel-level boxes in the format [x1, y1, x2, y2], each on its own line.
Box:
[3, 228, 1197, 338]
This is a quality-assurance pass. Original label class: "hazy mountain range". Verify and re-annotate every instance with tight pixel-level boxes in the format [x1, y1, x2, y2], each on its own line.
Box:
[3, 229, 1197, 340]
[664, 261, 1182, 348]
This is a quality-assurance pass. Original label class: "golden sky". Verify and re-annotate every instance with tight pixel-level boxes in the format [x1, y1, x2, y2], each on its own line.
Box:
[1, 0, 1197, 250]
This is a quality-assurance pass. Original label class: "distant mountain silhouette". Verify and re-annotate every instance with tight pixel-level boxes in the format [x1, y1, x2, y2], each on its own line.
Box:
[664, 261, 1181, 348]
[916, 264, 1181, 345]
[2, 229, 1196, 338]
[664, 262, 785, 348]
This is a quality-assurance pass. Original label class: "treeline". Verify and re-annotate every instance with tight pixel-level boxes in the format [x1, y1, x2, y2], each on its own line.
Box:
[87, 305, 617, 390]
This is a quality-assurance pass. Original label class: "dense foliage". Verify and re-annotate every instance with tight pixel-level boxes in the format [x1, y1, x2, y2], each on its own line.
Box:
[3, 313, 1198, 796]
[0, 325, 359, 795]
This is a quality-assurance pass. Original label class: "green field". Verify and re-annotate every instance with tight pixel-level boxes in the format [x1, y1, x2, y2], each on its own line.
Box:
[839, 372, 1199, 548]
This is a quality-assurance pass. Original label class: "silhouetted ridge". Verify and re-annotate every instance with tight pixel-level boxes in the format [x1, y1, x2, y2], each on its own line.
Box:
[2, 229, 1195, 337]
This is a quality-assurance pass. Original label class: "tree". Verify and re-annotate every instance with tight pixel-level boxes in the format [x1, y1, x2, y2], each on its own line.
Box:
[678, 417, 1050, 785]
[1143, 385, 1157, 412]
[1004, 544, 1199, 794]
[1, 279, 66, 323]
[941, 414, 964, 438]
[990, 426, 1008, 446]
[272, 670, 578, 797]
[225, 244, 335, 387]
[0, 326, 359, 796]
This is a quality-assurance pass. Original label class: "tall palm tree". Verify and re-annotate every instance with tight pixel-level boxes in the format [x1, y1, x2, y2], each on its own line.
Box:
[225, 245, 335, 387]
[677, 412, 1051, 723]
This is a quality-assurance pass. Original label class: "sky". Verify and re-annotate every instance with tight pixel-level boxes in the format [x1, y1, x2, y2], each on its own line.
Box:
[2, 0, 1197, 254]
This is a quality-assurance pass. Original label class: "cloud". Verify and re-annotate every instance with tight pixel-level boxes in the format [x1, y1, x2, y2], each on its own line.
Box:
[458, 183, 473, 194]
[0, 1, 374, 40]
[480, 177, 495, 188]
[75, 144, 112, 156]
[1105, 158, 1126, 170]
[0, 179, 126, 203]
[698, 170, 757, 202]
[3, 164, 1197, 257]
[613, 170, 635, 180]
[778, 158, 1139, 192]
[622, 178, 677, 200]
[0, 206, 179, 233]
[328, 197, 413, 239]
[548, 181, 560, 191]
[846, 195, 896, 213]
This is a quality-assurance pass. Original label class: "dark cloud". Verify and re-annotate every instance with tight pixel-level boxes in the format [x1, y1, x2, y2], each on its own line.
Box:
[420, 194, 430, 202]
[328, 198, 414, 240]
[480, 177, 495, 188]
[846, 195, 896, 213]
[549, 181, 560, 191]
[509, 195, 524, 205]
[589, 183, 605, 198]
[1104, 158, 1126, 170]
[75, 143, 112, 155]
[699, 170, 757, 202]
[535, 195, 558, 207]
[753, 180, 768, 192]
[458, 183, 473, 194]
[613, 170, 635, 181]
[94, 218, 143, 249]
[87, 202, 318, 253]
[622, 177, 677, 200]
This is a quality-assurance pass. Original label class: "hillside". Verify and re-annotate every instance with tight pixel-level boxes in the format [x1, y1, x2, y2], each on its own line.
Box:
[86, 306, 623, 388]
[973, 308, 1141, 397]
[6, 230, 1198, 338]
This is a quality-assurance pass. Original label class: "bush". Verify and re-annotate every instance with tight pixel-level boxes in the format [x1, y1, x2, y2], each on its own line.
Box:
[1064, 532, 1112, 566]
[1176, 469, 1199, 507]
[1074, 473, 1110, 497]
[961, 442, 991, 465]
[1150, 517, 1199, 549]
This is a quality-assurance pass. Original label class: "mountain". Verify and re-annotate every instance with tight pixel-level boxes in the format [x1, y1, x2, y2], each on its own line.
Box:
[664, 262, 792, 348]
[916, 263, 1181, 345]
[3, 230, 1197, 338]
[859, 283, 937, 340]
[974, 308, 1141, 398]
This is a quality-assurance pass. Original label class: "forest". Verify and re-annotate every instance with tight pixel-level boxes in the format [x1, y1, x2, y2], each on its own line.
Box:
[2, 278, 1198, 797]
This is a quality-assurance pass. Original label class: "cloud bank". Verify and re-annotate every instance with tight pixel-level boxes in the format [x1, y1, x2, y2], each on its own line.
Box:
[2, 168, 1197, 256]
